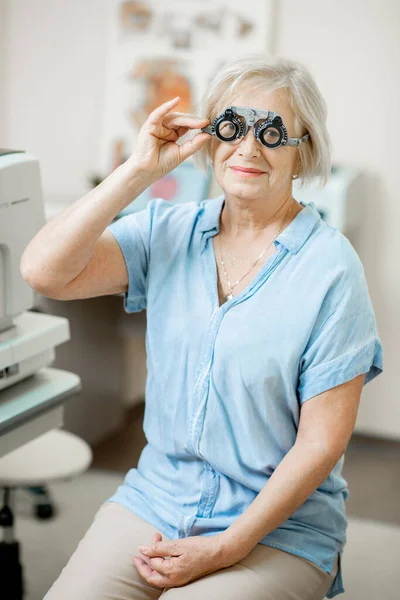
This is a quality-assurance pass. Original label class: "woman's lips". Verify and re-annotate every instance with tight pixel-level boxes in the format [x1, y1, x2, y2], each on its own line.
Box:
[230, 166, 266, 178]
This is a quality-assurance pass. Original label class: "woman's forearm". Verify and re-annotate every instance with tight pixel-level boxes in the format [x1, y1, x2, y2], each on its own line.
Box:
[20, 158, 153, 290]
[218, 441, 342, 565]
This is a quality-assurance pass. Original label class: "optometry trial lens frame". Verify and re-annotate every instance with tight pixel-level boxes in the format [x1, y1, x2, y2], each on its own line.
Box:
[202, 106, 309, 149]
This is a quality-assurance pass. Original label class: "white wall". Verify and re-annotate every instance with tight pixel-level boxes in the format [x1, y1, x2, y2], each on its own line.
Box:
[277, 0, 400, 438]
[2, 0, 108, 200]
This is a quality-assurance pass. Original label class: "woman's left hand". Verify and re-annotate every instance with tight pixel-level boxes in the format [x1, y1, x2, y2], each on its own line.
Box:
[132, 531, 236, 589]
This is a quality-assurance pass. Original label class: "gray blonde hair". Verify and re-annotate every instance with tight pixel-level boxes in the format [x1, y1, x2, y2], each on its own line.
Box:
[194, 54, 332, 187]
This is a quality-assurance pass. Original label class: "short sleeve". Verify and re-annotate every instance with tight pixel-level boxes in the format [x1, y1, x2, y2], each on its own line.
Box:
[106, 199, 158, 313]
[297, 259, 383, 404]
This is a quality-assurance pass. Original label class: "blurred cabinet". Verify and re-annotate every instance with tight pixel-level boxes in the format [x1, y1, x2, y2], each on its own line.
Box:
[34, 293, 146, 445]
[293, 166, 363, 233]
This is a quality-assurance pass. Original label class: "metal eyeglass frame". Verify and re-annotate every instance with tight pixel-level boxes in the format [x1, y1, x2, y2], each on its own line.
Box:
[201, 106, 310, 149]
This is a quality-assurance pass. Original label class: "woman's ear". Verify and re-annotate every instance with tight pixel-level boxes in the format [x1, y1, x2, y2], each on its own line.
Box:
[209, 138, 217, 166]
[293, 151, 301, 178]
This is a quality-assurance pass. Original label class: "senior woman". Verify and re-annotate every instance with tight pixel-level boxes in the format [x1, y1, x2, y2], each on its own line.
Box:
[23, 55, 383, 600]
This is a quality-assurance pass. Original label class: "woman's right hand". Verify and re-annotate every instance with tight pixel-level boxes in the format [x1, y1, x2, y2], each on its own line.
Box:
[128, 97, 211, 180]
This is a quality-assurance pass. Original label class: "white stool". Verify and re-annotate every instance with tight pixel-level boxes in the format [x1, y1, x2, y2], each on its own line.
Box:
[0, 429, 92, 486]
[0, 429, 92, 600]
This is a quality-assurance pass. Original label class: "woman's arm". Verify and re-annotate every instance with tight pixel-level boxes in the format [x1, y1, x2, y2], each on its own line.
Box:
[218, 374, 365, 564]
[20, 97, 209, 292]
[20, 160, 153, 291]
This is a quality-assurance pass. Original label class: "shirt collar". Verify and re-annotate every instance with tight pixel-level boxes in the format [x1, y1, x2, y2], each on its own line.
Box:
[198, 194, 321, 255]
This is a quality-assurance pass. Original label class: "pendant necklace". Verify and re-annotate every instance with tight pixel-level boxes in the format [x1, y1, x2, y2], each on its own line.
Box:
[219, 200, 294, 301]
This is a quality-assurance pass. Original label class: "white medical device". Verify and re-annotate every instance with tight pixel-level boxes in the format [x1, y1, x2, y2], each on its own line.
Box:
[0, 150, 70, 392]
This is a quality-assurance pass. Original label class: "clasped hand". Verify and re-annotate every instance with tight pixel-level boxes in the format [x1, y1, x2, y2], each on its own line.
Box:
[133, 530, 238, 589]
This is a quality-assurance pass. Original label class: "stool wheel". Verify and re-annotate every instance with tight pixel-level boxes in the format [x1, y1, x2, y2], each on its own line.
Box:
[35, 502, 55, 520]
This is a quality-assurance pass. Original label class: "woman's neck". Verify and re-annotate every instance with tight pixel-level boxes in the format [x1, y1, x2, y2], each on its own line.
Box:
[220, 191, 299, 239]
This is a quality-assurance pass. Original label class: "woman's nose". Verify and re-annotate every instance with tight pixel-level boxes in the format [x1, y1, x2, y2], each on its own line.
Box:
[237, 129, 261, 158]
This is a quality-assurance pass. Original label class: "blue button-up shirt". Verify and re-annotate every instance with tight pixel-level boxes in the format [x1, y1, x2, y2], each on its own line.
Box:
[106, 195, 383, 598]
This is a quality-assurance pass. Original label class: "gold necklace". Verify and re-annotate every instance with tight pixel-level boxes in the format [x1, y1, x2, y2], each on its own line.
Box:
[219, 200, 294, 301]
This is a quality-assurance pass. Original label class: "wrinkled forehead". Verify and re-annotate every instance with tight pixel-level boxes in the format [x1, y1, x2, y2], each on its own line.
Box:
[229, 106, 277, 122]
[213, 86, 294, 125]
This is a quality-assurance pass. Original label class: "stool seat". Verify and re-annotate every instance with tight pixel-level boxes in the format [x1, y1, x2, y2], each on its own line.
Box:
[0, 429, 92, 487]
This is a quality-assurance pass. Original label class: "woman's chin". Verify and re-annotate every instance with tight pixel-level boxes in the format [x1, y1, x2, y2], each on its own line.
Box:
[222, 180, 269, 199]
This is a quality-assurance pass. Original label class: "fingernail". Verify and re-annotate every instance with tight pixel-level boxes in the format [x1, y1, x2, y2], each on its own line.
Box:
[139, 546, 148, 553]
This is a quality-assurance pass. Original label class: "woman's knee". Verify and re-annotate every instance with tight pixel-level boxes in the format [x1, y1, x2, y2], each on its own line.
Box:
[44, 502, 165, 600]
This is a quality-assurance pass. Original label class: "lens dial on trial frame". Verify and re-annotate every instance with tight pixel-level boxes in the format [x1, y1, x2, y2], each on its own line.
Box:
[214, 109, 245, 142]
[255, 116, 286, 148]
[202, 107, 309, 149]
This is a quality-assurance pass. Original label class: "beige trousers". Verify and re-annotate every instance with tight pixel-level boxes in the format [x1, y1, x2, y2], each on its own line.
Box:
[44, 501, 339, 600]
